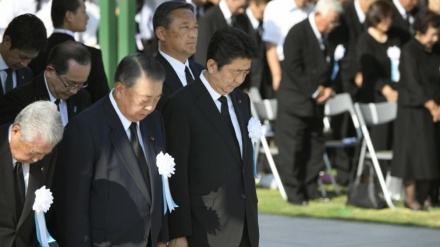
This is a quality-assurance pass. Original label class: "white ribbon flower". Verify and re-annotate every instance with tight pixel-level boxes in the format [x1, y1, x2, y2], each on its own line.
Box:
[387, 46, 401, 82]
[248, 117, 262, 144]
[248, 117, 262, 177]
[33, 186, 56, 247]
[156, 152, 178, 214]
[33, 186, 53, 213]
[334, 44, 345, 61]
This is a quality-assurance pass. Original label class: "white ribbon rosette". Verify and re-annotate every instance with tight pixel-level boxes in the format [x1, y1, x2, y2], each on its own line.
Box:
[387, 46, 401, 82]
[156, 152, 178, 214]
[248, 117, 263, 177]
[33, 186, 56, 247]
[331, 44, 346, 81]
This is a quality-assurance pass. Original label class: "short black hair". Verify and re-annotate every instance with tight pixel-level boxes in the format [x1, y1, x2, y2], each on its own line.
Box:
[3, 14, 47, 52]
[115, 53, 166, 88]
[206, 27, 260, 69]
[414, 10, 440, 34]
[47, 40, 91, 75]
[51, 0, 82, 28]
[153, 1, 194, 39]
[365, 0, 394, 28]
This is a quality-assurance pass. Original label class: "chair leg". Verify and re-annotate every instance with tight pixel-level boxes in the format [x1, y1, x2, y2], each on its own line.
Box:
[318, 171, 328, 198]
[323, 152, 341, 195]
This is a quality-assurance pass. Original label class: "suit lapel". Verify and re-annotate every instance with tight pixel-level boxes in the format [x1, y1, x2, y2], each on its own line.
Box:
[104, 100, 151, 202]
[156, 53, 184, 93]
[230, 91, 252, 165]
[192, 80, 242, 163]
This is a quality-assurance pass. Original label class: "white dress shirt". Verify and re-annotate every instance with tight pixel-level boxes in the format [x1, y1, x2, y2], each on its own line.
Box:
[159, 50, 194, 86]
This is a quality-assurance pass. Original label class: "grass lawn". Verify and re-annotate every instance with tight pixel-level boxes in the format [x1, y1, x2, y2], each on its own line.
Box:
[257, 187, 440, 229]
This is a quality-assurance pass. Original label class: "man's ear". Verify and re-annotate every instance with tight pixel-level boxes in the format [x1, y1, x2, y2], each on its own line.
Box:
[206, 59, 217, 73]
[155, 27, 166, 41]
[2, 35, 12, 50]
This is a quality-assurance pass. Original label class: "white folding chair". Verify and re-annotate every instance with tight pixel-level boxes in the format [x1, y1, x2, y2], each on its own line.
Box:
[249, 87, 287, 201]
[354, 102, 397, 208]
[320, 93, 362, 196]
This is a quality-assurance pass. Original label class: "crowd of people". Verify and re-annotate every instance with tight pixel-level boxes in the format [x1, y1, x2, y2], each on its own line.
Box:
[1, 0, 440, 246]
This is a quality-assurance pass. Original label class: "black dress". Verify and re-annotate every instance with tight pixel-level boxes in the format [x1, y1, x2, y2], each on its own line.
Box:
[391, 39, 440, 180]
[356, 32, 401, 161]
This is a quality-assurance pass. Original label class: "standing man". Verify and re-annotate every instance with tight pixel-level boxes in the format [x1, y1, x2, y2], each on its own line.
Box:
[0, 40, 91, 126]
[153, 1, 205, 107]
[275, 0, 342, 205]
[163, 27, 260, 247]
[54, 54, 168, 247]
[193, 0, 249, 65]
[0, 101, 63, 247]
[0, 14, 47, 97]
[28, 0, 109, 103]
[391, 0, 419, 44]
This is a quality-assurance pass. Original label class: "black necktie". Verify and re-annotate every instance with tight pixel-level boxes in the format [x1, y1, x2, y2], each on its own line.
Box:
[14, 162, 25, 218]
[54, 99, 60, 111]
[185, 66, 194, 84]
[4, 68, 13, 94]
[219, 96, 240, 150]
[129, 123, 151, 190]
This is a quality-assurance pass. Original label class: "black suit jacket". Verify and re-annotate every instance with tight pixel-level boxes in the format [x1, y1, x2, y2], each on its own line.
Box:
[0, 73, 91, 125]
[278, 19, 334, 117]
[163, 78, 259, 247]
[0, 67, 34, 97]
[155, 52, 205, 110]
[0, 124, 57, 247]
[389, 4, 416, 45]
[54, 96, 168, 246]
[329, 2, 364, 96]
[28, 32, 109, 103]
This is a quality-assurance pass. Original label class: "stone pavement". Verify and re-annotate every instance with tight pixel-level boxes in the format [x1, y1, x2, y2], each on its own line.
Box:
[259, 214, 440, 247]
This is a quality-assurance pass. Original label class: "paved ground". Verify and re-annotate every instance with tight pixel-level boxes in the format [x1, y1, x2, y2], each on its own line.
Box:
[259, 214, 440, 247]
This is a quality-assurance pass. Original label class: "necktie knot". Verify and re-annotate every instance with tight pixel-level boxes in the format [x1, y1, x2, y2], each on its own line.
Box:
[219, 95, 227, 106]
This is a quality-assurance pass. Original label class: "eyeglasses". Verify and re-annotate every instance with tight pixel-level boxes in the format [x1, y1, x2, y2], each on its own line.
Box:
[55, 71, 88, 90]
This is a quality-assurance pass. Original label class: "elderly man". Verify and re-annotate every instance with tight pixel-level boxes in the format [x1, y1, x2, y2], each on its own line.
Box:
[0, 14, 47, 97]
[0, 40, 91, 126]
[0, 101, 63, 247]
[275, 0, 343, 205]
[163, 27, 260, 247]
[54, 54, 168, 247]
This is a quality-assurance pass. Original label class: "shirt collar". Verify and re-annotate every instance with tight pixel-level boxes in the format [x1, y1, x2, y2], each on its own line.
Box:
[354, 0, 366, 23]
[200, 70, 223, 102]
[393, 0, 407, 18]
[309, 13, 322, 41]
[0, 54, 8, 70]
[246, 7, 260, 30]
[159, 49, 189, 73]
[53, 28, 75, 38]
[219, 0, 233, 25]
[109, 89, 133, 132]
[43, 73, 58, 103]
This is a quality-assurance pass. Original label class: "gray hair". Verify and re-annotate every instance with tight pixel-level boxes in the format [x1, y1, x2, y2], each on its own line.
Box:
[315, 0, 343, 17]
[13, 101, 64, 146]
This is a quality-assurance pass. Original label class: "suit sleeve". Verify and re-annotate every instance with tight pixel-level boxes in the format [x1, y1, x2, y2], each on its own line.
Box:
[0, 88, 28, 125]
[162, 98, 193, 239]
[54, 118, 95, 247]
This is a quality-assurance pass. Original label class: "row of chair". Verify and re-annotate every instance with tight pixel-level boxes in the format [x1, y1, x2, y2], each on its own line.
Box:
[250, 89, 399, 208]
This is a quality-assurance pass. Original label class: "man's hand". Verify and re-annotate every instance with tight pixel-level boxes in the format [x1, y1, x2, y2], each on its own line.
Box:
[381, 85, 398, 102]
[168, 237, 188, 247]
[354, 72, 363, 87]
[157, 242, 168, 247]
[316, 86, 333, 105]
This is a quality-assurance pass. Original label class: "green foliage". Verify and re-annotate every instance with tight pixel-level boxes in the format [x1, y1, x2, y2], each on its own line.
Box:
[257, 188, 440, 229]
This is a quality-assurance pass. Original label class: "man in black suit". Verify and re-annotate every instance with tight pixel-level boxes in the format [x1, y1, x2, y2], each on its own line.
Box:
[28, 0, 109, 103]
[0, 101, 63, 247]
[275, 0, 343, 205]
[0, 41, 91, 126]
[163, 27, 259, 247]
[153, 1, 205, 109]
[0, 14, 47, 97]
[54, 54, 168, 247]
[193, 0, 249, 65]
[390, 0, 419, 44]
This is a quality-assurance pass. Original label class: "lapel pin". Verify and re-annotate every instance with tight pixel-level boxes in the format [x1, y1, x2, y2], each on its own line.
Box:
[237, 99, 242, 105]
[40, 166, 45, 173]
[150, 136, 155, 142]
[73, 106, 77, 113]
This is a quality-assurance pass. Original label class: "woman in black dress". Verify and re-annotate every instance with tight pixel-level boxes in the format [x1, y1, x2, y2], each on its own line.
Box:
[391, 11, 440, 210]
[356, 0, 401, 173]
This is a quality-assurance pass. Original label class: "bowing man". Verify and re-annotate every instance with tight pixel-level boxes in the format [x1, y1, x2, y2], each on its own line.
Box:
[54, 54, 169, 246]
